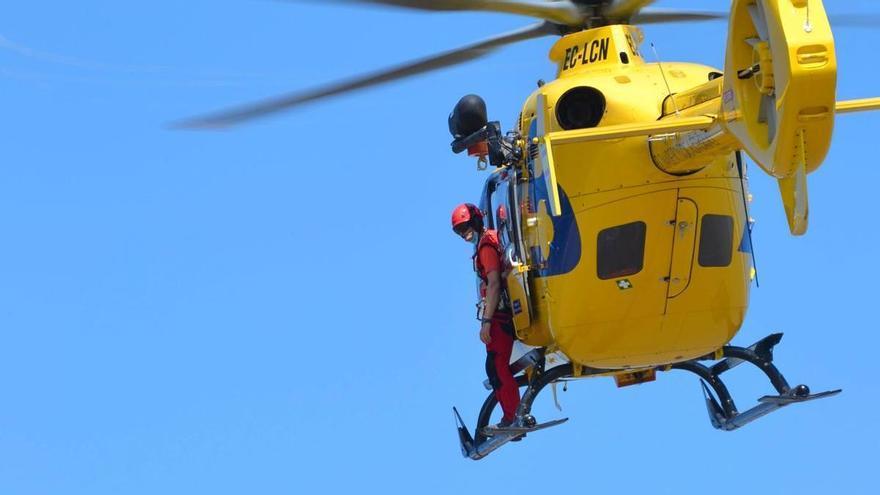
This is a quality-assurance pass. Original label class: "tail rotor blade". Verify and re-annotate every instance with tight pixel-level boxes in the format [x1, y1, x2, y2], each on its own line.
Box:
[174, 21, 557, 128]
[747, 2, 770, 41]
[758, 93, 771, 124]
[758, 93, 778, 144]
[766, 95, 778, 144]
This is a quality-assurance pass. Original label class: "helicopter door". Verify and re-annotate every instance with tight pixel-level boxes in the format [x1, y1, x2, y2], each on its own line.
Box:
[505, 171, 532, 332]
[487, 172, 532, 332]
[579, 189, 679, 327]
[666, 197, 698, 299]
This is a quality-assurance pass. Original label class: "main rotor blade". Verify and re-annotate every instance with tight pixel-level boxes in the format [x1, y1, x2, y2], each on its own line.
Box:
[605, 0, 656, 20]
[175, 21, 557, 128]
[626, 9, 879, 27]
[631, 8, 726, 24]
[309, 0, 584, 25]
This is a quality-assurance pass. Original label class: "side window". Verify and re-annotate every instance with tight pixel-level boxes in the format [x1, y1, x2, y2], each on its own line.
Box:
[480, 182, 495, 230]
[492, 179, 512, 246]
[698, 214, 734, 267]
[597, 222, 646, 280]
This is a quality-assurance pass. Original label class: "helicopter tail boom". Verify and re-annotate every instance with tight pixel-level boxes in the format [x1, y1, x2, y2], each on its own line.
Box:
[541, 115, 717, 145]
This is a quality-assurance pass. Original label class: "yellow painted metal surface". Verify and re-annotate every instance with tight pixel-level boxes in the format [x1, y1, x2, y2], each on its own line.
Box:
[534, 94, 562, 216]
[721, 0, 837, 179]
[835, 97, 880, 114]
[497, 2, 876, 369]
[777, 128, 809, 234]
[549, 25, 644, 78]
[544, 115, 716, 145]
[505, 265, 532, 335]
[510, 25, 752, 368]
[667, 198, 698, 299]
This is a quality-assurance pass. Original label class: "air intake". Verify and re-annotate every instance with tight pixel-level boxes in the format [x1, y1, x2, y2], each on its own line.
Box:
[555, 87, 605, 130]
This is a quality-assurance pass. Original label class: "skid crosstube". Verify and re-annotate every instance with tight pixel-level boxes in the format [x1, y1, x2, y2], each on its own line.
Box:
[672, 333, 841, 431]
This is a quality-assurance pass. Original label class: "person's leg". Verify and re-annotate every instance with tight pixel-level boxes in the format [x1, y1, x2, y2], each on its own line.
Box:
[488, 323, 520, 422]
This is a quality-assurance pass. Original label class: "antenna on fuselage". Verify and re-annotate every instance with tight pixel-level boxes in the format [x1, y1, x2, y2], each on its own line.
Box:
[650, 42, 680, 116]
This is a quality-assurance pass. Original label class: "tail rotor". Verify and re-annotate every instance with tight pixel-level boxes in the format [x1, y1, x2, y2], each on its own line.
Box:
[721, 0, 837, 235]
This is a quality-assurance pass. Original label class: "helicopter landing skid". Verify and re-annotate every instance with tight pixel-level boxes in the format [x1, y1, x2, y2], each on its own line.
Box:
[453, 407, 569, 460]
[672, 333, 842, 431]
[454, 334, 839, 460]
[454, 360, 580, 460]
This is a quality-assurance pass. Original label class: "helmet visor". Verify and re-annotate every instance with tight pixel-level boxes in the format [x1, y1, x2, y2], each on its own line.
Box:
[453, 222, 473, 238]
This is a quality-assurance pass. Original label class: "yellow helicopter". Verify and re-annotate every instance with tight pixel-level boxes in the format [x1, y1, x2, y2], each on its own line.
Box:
[180, 0, 880, 460]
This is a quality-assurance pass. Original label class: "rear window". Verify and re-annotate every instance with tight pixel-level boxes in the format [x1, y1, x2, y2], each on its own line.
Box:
[698, 215, 734, 267]
[597, 222, 646, 280]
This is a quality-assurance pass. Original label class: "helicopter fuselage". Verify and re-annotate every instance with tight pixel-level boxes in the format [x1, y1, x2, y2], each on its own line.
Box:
[483, 25, 752, 369]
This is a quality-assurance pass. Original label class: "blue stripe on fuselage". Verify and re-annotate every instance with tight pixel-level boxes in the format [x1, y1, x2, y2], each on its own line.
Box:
[527, 120, 581, 278]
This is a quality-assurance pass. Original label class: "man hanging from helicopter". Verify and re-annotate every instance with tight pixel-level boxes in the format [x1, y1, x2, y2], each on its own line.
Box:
[451, 203, 521, 429]
[178, 0, 880, 462]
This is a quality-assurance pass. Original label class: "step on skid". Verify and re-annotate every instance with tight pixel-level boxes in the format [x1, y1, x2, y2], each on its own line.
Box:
[480, 417, 569, 436]
[453, 407, 568, 460]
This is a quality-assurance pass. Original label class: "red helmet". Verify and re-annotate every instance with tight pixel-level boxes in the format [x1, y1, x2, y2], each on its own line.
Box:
[451, 203, 484, 236]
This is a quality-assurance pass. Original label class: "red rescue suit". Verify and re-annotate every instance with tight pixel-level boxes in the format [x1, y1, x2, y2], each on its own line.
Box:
[474, 230, 520, 422]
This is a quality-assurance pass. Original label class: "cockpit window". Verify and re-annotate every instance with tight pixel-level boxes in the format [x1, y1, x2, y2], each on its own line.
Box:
[597, 221, 646, 280]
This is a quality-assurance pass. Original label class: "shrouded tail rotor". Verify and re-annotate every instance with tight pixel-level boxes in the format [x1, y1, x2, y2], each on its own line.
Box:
[721, 0, 837, 235]
[743, 1, 778, 145]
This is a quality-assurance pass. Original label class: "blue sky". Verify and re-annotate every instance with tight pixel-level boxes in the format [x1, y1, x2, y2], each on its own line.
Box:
[1, 1, 878, 493]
